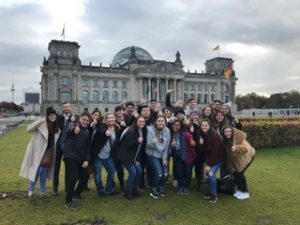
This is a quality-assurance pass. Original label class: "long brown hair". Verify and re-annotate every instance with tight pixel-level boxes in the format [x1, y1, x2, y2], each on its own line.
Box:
[47, 116, 59, 134]
[199, 118, 217, 151]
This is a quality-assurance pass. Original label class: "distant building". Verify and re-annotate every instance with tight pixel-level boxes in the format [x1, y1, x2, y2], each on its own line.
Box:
[22, 92, 40, 114]
[25, 92, 40, 104]
[40, 40, 237, 114]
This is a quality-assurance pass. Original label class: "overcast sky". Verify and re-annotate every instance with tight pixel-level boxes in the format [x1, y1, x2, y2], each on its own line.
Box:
[1, 0, 299, 103]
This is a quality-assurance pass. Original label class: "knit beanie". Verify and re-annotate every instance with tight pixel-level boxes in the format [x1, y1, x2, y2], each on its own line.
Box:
[46, 107, 57, 117]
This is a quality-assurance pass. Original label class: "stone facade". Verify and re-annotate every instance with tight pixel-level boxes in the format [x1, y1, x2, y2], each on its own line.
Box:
[40, 40, 237, 114]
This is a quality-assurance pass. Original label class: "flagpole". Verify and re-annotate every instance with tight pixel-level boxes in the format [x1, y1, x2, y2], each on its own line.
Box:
[63, 24, 65, 41]
[218, 46, 220, 57]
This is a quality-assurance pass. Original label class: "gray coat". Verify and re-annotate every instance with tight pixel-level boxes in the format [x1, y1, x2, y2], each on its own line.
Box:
[145, 125, 171, 161]
[19, 118, 60, 182]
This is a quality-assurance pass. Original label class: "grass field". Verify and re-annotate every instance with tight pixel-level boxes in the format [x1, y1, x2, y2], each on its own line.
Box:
[0, 123, 300, 225]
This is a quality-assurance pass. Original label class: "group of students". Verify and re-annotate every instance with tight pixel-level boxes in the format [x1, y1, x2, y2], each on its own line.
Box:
[19, 92, 255, 208]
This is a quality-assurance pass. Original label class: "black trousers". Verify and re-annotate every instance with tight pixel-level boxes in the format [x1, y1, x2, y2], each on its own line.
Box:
[53, 145, 66, 192]
[233, 157, 255, 192]
[194, 152, 205, 187]
[64, 158, 89, 203]
[113, 157, 124, 189]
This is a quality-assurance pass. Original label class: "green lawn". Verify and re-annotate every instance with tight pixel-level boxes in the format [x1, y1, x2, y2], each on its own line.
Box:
[0, 123, 299, 225]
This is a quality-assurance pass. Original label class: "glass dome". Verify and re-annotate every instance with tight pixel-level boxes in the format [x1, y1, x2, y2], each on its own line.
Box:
[112, 46, 153, 67]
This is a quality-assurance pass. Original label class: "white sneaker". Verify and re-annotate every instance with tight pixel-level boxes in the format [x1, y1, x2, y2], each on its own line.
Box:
[236, 192, 250, 200]
[172, 180, 178, 188]
[233, 190, 242, 197]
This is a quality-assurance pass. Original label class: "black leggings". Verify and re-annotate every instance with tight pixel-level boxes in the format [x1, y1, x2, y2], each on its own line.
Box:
[233, 157, 254, 192]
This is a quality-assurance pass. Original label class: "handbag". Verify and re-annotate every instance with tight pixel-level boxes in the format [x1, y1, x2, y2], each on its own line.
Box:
[217, 174, 235, 195]
[40, 147, 54, 166]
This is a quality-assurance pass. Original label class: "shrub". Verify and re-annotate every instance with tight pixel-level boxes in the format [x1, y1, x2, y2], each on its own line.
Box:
[241, 119, 300, 149]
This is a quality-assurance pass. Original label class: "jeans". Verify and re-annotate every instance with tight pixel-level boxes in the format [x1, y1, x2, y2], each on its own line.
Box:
[64, 158, 89, 203]
[28, 165, 48, 193]
[122, 163, 142, 192]
[146, 155, 165, 190]
[93, 157, 116, 194]
[175, 158, 194, 189]
[208, 163, 222, 195]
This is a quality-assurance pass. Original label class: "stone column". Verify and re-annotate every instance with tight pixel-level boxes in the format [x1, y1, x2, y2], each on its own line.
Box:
[147, 78, 151, 101]
[156, 78, 160, 101]
[173, 79, 177, 101]
[139, 78, 143, 102]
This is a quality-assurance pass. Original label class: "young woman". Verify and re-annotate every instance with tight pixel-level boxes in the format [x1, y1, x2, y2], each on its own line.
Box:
[221, 105, 242, 130]
[200, 105, 214, 122]
[91, 113, 121, 196]
[212, 110, 227, 137]
[222, 125, 255, 200]
[20, 107, 60, 198]
[199, 118, 225, 203]
[145, 116, 171, 199]
[170, 120, 197, 195]
[116, 116, 147, 199]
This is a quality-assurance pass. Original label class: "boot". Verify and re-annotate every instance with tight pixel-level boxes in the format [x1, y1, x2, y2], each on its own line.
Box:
[132, 186, 141, 197]
[124, 190, 134, 200]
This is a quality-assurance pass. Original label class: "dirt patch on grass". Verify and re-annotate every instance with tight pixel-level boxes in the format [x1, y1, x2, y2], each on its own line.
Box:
[0, 191, 28, 200]
[60, 218, 107, 225]
[258, 216, 272, 225]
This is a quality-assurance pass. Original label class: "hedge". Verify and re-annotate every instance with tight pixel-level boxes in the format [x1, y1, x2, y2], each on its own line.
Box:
[241, 119, 300, 149]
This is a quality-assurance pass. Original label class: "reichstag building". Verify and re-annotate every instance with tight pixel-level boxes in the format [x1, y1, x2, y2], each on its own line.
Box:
[40, 40, 237, 113]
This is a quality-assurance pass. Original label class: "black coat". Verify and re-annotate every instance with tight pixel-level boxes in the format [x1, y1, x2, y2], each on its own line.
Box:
[62, 122, 90, 163]
[57, 114, 72, 146]
[90, 123, 121, 164]
[116, 127, 147, 164]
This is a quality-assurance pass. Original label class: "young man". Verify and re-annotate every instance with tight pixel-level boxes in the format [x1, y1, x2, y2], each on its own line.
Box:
[149, 99, 158, 122]
[124, 101, 137, 127]
[185, 98, 198, 116]
[53, 102, 75, 195]
[63, 112, 91, 208]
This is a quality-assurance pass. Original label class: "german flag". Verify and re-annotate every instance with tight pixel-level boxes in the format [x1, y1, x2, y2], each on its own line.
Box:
[224, 64, 232, 80]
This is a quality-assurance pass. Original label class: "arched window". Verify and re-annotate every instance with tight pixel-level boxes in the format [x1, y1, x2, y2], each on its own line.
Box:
[112, 91, 118, 104]
[60, 76, 71, 86]
[93, 91, 99, 103]
[121, 91, 127, 100]
[211, 94, 215, 102]
[82, 91, 89, 104]
[103, 91, 109, 104]
[204, 94, 208, 104]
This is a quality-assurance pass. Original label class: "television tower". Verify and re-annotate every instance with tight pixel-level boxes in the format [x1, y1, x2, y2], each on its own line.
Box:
[11, 74, 15, 102]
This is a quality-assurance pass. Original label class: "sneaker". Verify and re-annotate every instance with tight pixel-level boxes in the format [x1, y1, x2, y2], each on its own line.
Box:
[233, 190, 243, 198]
[105, 190, 119, 196]
[172, 180, 178, 188]
[39, 193, 46, 198]
[150, 190, 161, 199]
[177, 188, 184, 195]
[203, 192, 211, 199]
[158, 187, 166, 197]
[236, 192, 250, 200]
[182, 188, 190, 196]
[52, 191, 59, 196]
[209, 195, 218, 204]
[64, 202, 76, 209]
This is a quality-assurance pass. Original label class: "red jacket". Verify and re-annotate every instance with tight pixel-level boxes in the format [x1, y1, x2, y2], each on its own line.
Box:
[183, 131, 197, 165]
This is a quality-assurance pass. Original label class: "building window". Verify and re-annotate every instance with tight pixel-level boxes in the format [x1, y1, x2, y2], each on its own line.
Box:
[204, 94, 208, 104]
[225, 95, 229, 103]
[57, 50, 61, 56]
[211, 94, 215, 102]
[191, 84, 195, 91]
[121, 80, 127, 89]
[103, 91, 109, 103]
[184, 83, 188, 91]
[82, 91, 89, 104]
[61, 92, 70, 102]
[63, 51, 67, 57]
[112, 91, 118, 103]
[197, 94, 201, 104]
[121, 91, 127, 100]
[69, 51, 73, 58]
[82, 77, 89, 87]
[113, 80, 118, 88]
[184, 93, 188, 102]
[211, 84, 216, 91]
[92, 78, 98, 87]
[225, 84, 230, 92]
[103, 80, 109, 88]
[205, 84, 208, 91]
[93, 91, 99, 103]
[60, 76, 71, 86]
[197, 83, 202, 91]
